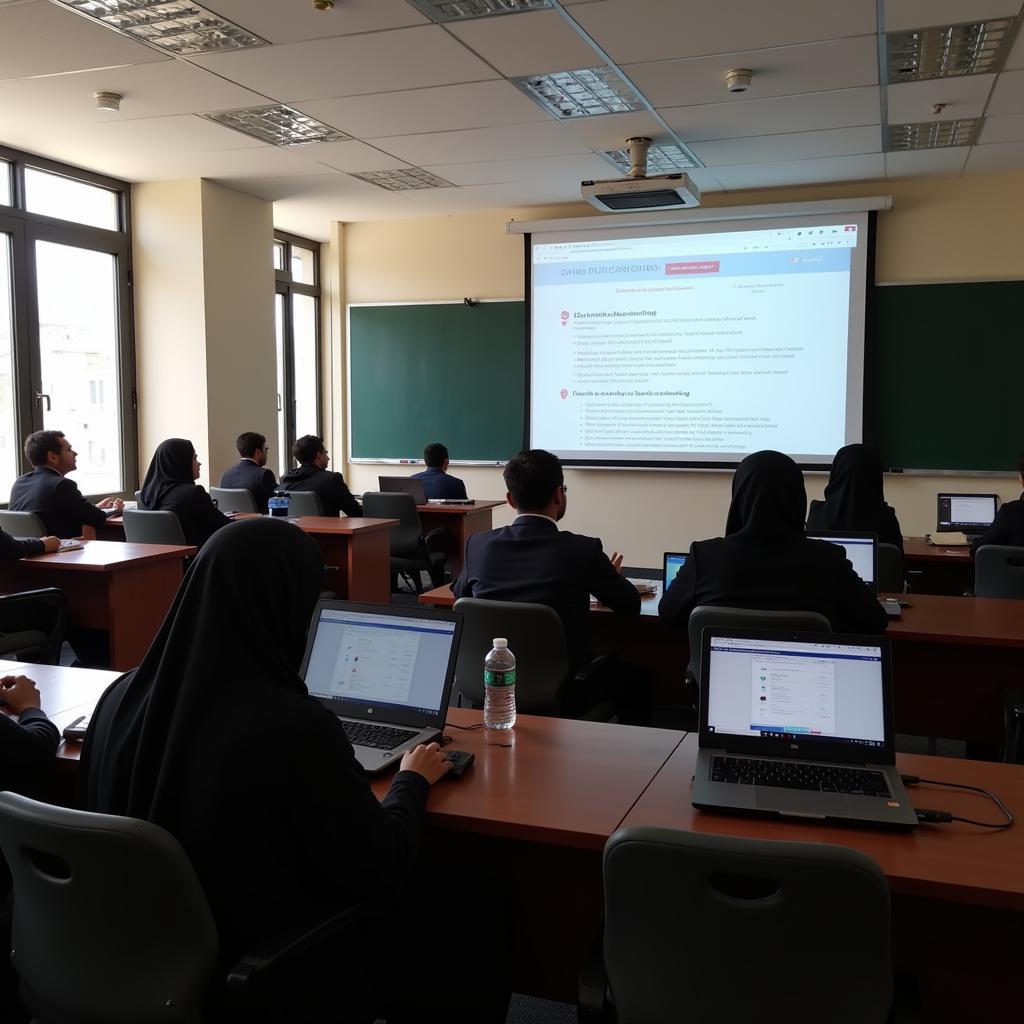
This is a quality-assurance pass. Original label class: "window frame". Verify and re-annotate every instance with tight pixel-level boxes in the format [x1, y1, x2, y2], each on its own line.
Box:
[0, 143, 136, 500]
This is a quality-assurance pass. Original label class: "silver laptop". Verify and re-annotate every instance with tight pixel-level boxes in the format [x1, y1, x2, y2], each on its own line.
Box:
[300, 601, 461, 774]
[692, 629, 917, 829]
[936, 492, 998, 536]
[379, 475, 427, 506]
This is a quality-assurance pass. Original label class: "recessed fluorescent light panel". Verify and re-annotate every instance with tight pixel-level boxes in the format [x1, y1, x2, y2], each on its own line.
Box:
[513, 68, 646, 119]
[350, 168, 455, 191]
[887, 118, 980, 150]
[51, 0, 267, 56]
[602, 144, 699, 175]
[887, 19, 1015, 82]
[202, 106, 349, 146]
[406, 0, 551, 22]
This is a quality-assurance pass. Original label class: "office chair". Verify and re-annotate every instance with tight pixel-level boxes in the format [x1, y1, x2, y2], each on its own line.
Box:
[974, 545, 1024, 598]
[0, 511, 47, 538]
[123, 509, 187, 545]
[0, 792, 371, 1024]
[283, 490, 323, 517]
[362, 491, 446, 593]
[453, 597, 616, 720]
[877, 542, 905, 594]
[0, 588, 68, 664]
[209, 487, 257, 515]
[134, 490, 143, 504]
[580, 827, 910, 1024]
[1003, 686, 1024, 763]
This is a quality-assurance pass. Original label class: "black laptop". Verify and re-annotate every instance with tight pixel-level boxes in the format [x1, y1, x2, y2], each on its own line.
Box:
[379, 476, 427, 506]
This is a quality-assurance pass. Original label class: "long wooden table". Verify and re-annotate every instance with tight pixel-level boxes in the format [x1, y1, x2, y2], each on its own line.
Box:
[0, 541, 194, 670]
[416, 499, 504, 577]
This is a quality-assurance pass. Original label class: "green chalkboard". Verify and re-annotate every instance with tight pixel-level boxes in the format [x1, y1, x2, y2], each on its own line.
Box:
[871, 281, 1024, 472]
[348, 302, 525, 462]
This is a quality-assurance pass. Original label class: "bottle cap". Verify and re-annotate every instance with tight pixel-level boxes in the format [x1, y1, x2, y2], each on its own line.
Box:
[492, 638, 508, 648]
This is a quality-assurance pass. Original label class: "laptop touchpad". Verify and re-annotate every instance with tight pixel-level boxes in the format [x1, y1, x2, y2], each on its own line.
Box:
[755, 789, 851, 817]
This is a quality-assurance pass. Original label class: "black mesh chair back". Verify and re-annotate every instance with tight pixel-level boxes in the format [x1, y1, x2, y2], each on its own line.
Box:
[0, 587, 68, 664]
[877, 543, 905, 594]
[361, 491, 422, 555]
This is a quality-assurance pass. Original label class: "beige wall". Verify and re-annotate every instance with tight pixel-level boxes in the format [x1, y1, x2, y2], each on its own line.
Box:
[331, 172, 1024, 565]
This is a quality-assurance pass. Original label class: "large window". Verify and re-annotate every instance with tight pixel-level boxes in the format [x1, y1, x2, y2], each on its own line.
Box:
[0, 146, 134, 502]
[274, 231, 321, 478]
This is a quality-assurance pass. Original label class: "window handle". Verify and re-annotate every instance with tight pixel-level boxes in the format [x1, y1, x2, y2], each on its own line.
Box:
[276, 392, 282, 412]
[36, 392, 51, 412]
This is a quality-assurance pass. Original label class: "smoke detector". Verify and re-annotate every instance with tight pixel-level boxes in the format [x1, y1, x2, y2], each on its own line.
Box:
[94, 91, 122, 112]
[726, 68, 752, 93]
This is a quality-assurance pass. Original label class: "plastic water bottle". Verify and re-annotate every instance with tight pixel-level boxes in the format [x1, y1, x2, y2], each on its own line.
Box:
[268, 490, 290, 518]
[483, 638, 516, 730]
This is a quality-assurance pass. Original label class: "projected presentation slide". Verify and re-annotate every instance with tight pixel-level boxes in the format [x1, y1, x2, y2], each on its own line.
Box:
[529, 212, 870, 467]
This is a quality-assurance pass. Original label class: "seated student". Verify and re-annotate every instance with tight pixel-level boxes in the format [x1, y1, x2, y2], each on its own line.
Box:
[81, 520, 507, 1023]
[279, 435, 362, 518]
[139, 438, 230, 550]
[411, 442, 467, 500]
[219, 431, 277, 513]
[806, 443, 903, 550]
[972, 450, 1024, 553]
[0, 529, 58, 559]
[9, 430, 123, 538]
[660, 450, 888, 635]
[454, 449, 648, 721]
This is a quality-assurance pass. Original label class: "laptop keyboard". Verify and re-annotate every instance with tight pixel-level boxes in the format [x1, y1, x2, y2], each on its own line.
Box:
[711, 756, 892, 798]
[341, 721, 419, 751]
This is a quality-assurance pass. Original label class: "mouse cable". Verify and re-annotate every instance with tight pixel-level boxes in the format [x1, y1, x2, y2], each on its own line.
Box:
[901, 774, 1015, 830]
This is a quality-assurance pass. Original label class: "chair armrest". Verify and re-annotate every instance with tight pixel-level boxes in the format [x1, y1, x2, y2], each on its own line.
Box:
[577, 925, 608, 1023]
[1002, 686, 1024, 764]
[573, 653, 617, 685]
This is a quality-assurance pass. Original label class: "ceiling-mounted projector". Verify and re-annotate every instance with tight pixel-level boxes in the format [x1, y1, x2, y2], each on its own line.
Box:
[581, 136, 701, 213]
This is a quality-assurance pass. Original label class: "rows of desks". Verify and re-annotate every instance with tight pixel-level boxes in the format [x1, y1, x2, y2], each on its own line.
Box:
[12, 664, 1022, 1023]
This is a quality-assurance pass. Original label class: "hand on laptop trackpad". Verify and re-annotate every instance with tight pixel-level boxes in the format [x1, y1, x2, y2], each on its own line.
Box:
[756, 789, 849, 818]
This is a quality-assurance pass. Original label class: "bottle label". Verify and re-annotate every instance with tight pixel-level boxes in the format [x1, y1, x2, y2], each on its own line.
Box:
[484, 669, 516, 687]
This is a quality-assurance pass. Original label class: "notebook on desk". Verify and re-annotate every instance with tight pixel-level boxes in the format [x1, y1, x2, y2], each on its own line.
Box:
[299, 601, 461, 774]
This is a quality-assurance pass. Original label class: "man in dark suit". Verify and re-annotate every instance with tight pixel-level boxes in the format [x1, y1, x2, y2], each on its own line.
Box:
[279, 435, 362, 518]
[9, 430, 123, 538]
[411, 442, 468, 500]
[219, 431, 277, 513]
[972, 450, 1024, 554]
[454, 449, 648, 721]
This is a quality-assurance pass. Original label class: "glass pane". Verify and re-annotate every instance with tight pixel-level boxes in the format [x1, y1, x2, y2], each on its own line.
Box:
[292, 293, 318, 442]
[0, 161, 11, 207]
[275, 292, 287, 478]
[0, 235, 20, 503]
[24, 168, 119, 231]
[290, 245, 316, 285]
[36, 241, 122, 495]
[273, 240, 285, 271]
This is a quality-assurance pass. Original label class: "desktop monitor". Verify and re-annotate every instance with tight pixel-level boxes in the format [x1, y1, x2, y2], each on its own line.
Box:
[937, 493, 998, 534]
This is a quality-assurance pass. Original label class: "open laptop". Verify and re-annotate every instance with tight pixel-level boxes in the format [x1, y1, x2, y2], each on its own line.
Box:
[692, 629, 917, 828]
[379, 475, 427, 506]
[937, 492, 998, 536]
[663, 551, 687, 591]
[300, 601, 461, 774]
[805, 530, 877, 593]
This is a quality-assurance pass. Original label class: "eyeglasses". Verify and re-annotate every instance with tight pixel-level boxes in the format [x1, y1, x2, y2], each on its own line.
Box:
[561, 485, 568, 494]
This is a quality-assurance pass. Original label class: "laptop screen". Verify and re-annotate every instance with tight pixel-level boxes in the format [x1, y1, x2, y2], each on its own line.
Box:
[705, 634, 886, 753]
[806, 532, 875, 585]
[663, 552, 687, 590]
[937, 493, 997, 532]
[304, 607, 457, 717]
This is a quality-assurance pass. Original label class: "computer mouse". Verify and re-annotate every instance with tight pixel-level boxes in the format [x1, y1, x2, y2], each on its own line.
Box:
[443, 749, 475, 778]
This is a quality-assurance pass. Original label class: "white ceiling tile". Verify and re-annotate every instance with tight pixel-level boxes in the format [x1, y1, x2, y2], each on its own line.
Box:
[660, 87, 882, 141]
[886, 75, 995, 123]
[1005, 21, 1024, 68]
[423, 152, 614, 186]
[558, 110, 666, 151]
[978, 112, 1024, 142]
[368, 121, 593, 166]
[0, 0, 166, 81]
[711, 153, 885, 189]
[304, 140, 411, 173]
[203, 0, 428, 44]
[692, 126, 881, 167]
[964, 139, 1024, 171]
[986, 68, 1024, 115]
[188, 26, 500, 103]
[294, 81, 548, 139]
[884, 147, 970, 177]
[625, 36, 880, 109]
[447, 10, 601, 77]
[571, 0, 877, 64]
[884, 1, 1021, 32]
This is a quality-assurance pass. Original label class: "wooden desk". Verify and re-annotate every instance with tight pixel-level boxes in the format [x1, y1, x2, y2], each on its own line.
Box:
[903, 536, 973, 595]
[0, 541, 194, 670]
[416, 500, 504, 577]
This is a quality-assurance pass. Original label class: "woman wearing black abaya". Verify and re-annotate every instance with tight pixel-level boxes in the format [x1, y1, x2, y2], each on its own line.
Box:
[80, 519, 501, 1023]
[138, 438, 230, 549]
[659, 450, 888, 634]
[806, 443, 904, 550]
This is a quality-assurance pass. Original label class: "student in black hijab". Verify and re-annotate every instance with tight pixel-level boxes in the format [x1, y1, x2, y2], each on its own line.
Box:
[80, 519, 502, 1022]
[806, 443, 903, 550]
[138, 438, 230, 549]
[660, 450, 887, 634]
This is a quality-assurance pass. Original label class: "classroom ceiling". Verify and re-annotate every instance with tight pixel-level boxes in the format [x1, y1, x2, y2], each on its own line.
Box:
[0, 0, 1022, 238]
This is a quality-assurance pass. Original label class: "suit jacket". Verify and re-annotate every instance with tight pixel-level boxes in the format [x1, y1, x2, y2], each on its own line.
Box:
[0, 529, 44, 560]
[9, 467, 109, 538]
[279, 465, 362, 518]
[141, 482, 231, 550]
[453, 515, 640, 670]
[659, 536, 888, 635]
[219, 460, 278, 514]
[972, 493, 1024, 553]
[411, 467, 467, 500]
